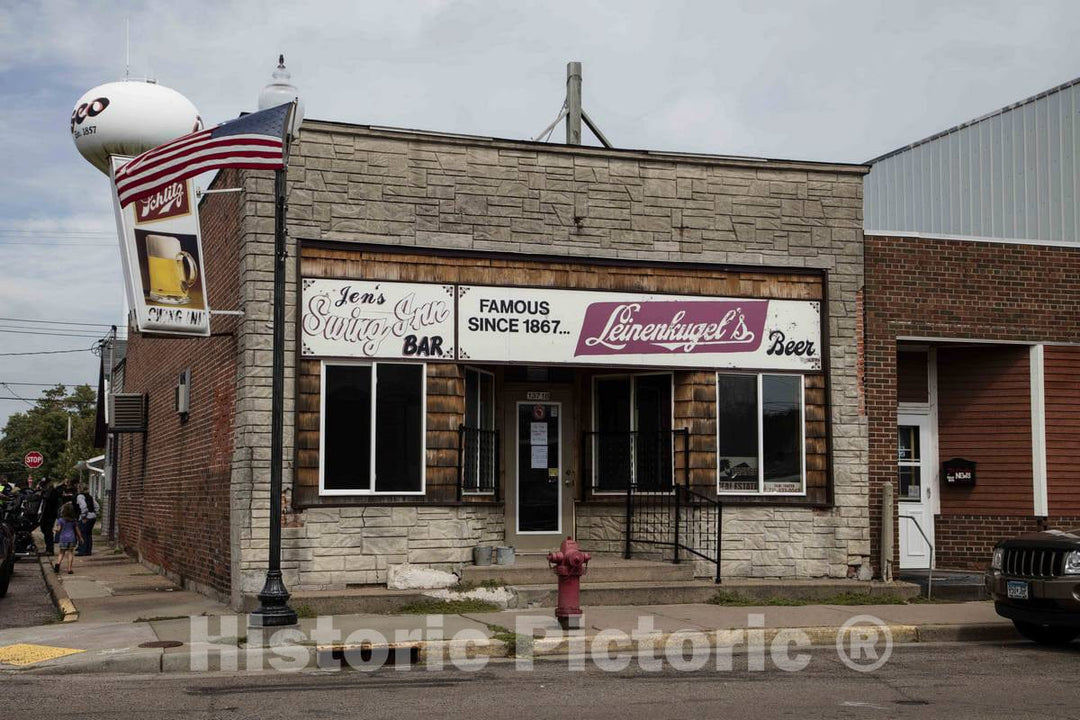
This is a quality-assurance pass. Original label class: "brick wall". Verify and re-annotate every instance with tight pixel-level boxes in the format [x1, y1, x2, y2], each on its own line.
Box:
[114, 170, 243, 600]
[865, 234, 1080, 576]
[936, 515, 1080, 569]
[228, 125, 871, 597]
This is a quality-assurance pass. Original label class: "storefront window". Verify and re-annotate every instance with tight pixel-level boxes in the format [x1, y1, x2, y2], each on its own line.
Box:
[592, 374, 673, 492]
[717, 373, 805, 495]
[321, 362, 425, 495]
[462, 368, 496, 493]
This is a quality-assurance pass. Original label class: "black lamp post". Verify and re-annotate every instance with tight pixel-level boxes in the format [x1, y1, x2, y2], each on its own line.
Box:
[250, 55, 303, 628]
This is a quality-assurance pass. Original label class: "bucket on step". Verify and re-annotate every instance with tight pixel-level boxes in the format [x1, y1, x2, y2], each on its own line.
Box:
[494, 546, 515, 565]
[473, 546, 493, 566]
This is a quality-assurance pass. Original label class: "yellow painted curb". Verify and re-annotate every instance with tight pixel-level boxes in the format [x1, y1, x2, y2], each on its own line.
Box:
[36, 551, 79, 623]
[0, 643, 85, 667]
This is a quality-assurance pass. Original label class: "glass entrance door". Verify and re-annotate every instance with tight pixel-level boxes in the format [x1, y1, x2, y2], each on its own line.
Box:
[516, 402, 561, 534]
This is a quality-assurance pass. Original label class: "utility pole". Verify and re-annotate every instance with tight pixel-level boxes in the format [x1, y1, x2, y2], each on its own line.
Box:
[566, 61, 582, 145]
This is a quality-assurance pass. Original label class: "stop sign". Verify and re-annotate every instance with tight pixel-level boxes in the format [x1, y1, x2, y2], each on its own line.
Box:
[23, 451, 43, 470]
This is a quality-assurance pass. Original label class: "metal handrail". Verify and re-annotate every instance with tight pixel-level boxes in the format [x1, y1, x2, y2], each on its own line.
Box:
[900, 514, 934, 599]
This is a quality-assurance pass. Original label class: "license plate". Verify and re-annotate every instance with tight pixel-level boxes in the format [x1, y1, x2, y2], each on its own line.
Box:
[1007, 580, 1029, 600]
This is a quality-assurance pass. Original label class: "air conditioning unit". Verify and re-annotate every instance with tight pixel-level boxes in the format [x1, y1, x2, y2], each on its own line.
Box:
[175, 369, 191, 418]
[108, 393, 148, 433]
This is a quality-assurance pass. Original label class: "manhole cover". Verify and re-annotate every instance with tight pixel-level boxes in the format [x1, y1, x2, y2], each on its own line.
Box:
[138, 640, 184, 649]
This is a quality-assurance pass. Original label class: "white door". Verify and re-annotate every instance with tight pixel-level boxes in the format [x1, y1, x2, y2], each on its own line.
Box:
[897, 414, 935, 569]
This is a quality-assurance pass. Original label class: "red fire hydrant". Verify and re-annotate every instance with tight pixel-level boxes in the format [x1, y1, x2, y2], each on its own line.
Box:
[548, 537, 591, 630]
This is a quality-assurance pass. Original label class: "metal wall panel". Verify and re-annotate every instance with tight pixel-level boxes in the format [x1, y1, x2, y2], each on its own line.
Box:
[865, 78, 1080, 244]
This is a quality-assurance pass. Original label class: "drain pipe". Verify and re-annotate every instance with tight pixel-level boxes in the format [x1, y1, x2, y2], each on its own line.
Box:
[881, 482, 893, 582]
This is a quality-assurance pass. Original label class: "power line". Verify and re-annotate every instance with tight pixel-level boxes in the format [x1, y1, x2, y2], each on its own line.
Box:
[0, 317, 118, 328]
[0, 396, 97, 404]
[0, 242, 115, 247]
[0, 382, 92, 387]
[0, 229, 114, 235]
[0, 328, 112, 339]
[0, 384, 34, 406]
[0, 348, 93, 357]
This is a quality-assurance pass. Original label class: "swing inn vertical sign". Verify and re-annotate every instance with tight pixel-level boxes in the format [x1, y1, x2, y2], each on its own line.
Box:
[110, 156, 211, 336]
[105, 102, 293, 336]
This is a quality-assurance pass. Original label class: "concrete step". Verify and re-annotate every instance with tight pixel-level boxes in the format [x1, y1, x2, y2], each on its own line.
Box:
[898, 570, 988, 602]
[267, 578, 921, 615]
[514, 580, 721, 607]
[461, 558, 695, 586]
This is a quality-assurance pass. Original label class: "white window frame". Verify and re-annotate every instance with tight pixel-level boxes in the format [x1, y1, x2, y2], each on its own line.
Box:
[319, 359, 427, 496]
[462, 366, 496, 496]
[716, 372, 806, 497]
[590, 371, 675, 495]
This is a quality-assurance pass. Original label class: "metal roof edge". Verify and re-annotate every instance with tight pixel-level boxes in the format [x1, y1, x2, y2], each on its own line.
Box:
[865, 75, 1080, 165]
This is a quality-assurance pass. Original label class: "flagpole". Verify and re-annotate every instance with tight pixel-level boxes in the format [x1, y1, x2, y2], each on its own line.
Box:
[250, 101, 298, 628]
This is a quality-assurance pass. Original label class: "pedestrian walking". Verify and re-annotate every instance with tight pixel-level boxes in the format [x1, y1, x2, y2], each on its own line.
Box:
[38, 479, 60, 556]
[75, 484, 97, 556]
[60, 480, 76, 508]
[53, 502, 82, 575]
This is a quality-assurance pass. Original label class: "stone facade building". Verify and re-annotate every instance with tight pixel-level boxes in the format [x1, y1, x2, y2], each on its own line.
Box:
[115, 120, 870, 608]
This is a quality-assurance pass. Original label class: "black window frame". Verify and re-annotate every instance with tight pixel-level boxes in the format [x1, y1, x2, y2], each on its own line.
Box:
[462, 366, 497, 495]
[590, 372, 674, 494]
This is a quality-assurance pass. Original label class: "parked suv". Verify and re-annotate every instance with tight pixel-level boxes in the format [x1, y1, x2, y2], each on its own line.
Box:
[986, 528, 1080, 645]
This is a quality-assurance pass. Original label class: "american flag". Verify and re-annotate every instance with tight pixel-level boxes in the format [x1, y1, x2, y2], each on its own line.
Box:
[114, 102, 293, 208]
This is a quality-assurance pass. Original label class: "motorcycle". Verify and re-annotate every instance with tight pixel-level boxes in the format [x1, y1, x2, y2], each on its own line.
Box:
[0, 485, 38, 561]
[0, 489, 17, 597]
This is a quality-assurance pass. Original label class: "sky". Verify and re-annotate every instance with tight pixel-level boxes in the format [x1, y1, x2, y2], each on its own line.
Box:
[0, 0, 1077, 430]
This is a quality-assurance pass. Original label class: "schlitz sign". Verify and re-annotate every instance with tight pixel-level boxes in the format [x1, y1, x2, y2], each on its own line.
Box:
[301, 280, 821, 370]
[110, 157, 210, 337]
[134, 181, 190, 223]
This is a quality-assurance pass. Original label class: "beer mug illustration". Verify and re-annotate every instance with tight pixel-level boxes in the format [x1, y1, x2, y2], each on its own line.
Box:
[145, 234, 198, 305]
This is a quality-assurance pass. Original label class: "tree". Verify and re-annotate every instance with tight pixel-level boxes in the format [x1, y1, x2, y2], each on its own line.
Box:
[0, 384, 100, 485]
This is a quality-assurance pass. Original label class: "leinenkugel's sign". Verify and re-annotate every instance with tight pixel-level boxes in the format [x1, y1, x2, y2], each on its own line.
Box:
[301, 279, 821, 371]
[458, 285, 821, 370]
[110, 156, 211, 336]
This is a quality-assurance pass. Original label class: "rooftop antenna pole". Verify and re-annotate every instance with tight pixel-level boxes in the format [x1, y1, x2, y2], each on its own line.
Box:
[566, 61, 582, 145]
[124, 18, 130, 80]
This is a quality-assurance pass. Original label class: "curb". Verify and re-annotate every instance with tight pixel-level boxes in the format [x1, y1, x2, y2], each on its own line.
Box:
[34, 544, 78, 623]
[4, 621, 1020, 675]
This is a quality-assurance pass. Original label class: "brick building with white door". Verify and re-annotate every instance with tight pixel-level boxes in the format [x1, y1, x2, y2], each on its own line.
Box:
[863, 77, 1080, 576]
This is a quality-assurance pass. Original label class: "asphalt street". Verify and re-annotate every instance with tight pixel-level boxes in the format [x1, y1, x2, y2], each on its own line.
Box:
[0, 558, 57, 630]
[1, 642, 1077, 719]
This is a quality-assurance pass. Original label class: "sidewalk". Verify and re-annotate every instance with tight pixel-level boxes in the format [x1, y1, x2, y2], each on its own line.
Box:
[0, 547, 1019, 675]
[42, 549, 228, 624]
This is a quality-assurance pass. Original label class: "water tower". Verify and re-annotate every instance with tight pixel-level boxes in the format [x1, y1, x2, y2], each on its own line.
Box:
[70, 80, 202, 174]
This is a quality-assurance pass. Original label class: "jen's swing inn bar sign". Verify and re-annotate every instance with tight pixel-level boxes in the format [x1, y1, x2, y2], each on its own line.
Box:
[301, 279, 822, 371]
